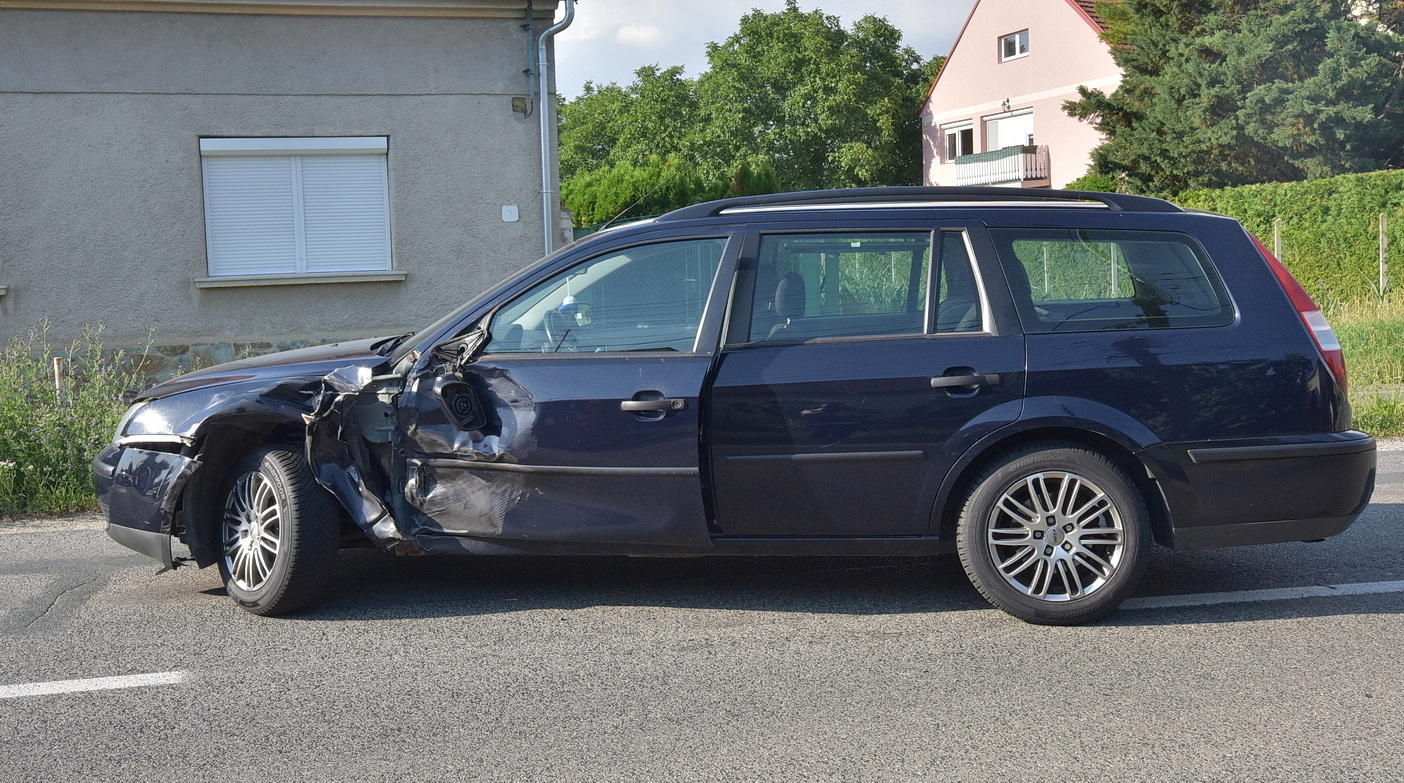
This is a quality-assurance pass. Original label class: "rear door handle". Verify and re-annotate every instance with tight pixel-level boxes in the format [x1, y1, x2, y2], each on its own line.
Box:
[620, 398, 686, 412]
[930, 373, 1001, 389]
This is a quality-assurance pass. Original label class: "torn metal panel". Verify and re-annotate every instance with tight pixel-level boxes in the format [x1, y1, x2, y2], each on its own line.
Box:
[406, 458, 708, 545]
[304, 365, 408, 547]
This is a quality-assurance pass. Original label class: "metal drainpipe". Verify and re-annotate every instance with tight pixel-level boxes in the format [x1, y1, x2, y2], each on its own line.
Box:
[537, 0, 575, 255]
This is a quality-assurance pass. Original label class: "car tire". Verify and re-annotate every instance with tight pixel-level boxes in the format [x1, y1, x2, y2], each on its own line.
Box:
[956, 443, 1149, 625]
[217, 445, 340, 616]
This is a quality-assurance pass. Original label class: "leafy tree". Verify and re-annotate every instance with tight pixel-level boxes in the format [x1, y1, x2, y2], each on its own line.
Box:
[695, 1, 935, 190]
[555, 2, 942, 224]
[558, 65, 697, 181]
[1065, 0, 1404, 194]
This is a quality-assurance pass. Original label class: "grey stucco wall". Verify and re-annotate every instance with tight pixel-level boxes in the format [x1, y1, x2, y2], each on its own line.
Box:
[0, 6, 561, 348]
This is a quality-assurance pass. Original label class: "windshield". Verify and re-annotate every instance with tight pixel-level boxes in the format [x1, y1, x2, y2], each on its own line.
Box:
[388, 243, 581, 363]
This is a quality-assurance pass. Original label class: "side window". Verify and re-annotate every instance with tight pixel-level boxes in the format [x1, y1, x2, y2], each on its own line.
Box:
[484, 238, 725, 353]
[748, 233, 930, 343]
[988, 228, 1235, 332]
[933, 231, 985, 333]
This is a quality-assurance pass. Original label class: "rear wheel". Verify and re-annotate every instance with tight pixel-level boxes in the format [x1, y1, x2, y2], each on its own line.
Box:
[957, 443, 1149, 625]
[217, 445, 339, 616]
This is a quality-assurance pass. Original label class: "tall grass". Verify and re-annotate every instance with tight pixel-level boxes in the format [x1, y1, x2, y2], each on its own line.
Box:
[1328, 293, 1404, 436]
[0, 322, 149, 515]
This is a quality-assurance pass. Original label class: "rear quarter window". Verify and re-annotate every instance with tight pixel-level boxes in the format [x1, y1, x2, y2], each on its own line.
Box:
[989, 228, 1236, 333]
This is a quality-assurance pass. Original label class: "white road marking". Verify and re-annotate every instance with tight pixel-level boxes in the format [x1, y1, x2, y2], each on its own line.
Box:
[0, 670, 188, 699]
[1123, 580, 1404, 611]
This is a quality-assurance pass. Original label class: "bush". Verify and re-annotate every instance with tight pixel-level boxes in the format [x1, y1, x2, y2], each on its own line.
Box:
[564, 157, 781, 229]
[1064, 172, 1119, 192]
[0, 322, 149, 514]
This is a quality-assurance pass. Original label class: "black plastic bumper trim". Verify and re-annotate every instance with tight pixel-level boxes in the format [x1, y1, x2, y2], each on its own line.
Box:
[418, 459, 698, 477]
[1171, 515, 1358, 551]
[726, 450, 926, 464]
[1186, 432, 1375, 464]
[106, 522, 173, 568]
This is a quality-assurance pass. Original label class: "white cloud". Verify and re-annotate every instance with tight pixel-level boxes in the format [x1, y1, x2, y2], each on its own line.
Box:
[553, 0, 974, 97]
[616, 24, 665, 47]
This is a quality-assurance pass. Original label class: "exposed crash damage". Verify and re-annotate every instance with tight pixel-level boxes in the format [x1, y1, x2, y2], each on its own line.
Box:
[399, 364, 537, 538]
[98, 317, 715, 613]
[96, 339, 399, 580]
[393, 325, 713, 551]
[304, 363, 406, 549]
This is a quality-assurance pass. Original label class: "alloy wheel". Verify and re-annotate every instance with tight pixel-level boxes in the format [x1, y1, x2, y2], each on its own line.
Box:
[221, 470, 283, 591]
[986, 470, 1125, 602]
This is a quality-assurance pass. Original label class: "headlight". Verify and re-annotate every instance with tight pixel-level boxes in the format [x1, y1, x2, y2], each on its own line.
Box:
[112, 401, 150, 444]
[112, 401, 193, 449]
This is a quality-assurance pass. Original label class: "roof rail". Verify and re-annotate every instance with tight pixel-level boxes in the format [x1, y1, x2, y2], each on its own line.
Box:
[656, 186, 1181, 222]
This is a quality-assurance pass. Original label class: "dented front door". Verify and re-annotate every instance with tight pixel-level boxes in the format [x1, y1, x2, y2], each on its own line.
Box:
[397, 237, 731, 548]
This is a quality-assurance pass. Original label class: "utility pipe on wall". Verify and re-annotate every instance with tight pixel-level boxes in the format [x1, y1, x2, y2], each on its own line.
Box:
[537, 0, 575, 255]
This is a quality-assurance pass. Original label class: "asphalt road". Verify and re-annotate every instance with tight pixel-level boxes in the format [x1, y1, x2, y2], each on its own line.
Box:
[2, 444, 1401, 782]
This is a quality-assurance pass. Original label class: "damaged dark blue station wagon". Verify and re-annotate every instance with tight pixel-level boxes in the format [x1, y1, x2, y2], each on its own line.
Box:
[96, 188, 1377, 624]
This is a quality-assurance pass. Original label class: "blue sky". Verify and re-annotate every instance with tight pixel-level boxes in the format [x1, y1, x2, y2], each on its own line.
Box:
[553, 0, 978, 98]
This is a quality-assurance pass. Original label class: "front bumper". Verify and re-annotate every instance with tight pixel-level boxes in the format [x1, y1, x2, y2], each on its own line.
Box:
[94, 445, 200, 567]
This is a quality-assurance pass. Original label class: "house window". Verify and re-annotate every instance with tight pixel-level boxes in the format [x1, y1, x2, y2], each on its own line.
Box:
[999, 30, 1030, 61]
[943, 123, 975, 162]
[200, 137, 391, 278]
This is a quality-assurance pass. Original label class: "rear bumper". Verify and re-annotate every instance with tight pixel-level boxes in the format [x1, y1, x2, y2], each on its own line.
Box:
[1147, 431, 1376, 550]
[94, 445, 200, 567]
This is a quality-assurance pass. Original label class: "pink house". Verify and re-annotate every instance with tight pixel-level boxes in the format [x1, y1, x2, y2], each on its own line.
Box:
[921, 0, 1121, 188]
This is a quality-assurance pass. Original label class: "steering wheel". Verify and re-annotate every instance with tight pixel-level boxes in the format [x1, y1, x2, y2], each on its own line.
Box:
[542, 308, 581, 352]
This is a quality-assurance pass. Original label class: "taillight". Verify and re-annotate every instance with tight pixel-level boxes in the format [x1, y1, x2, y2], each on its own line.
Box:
[1248, 233, 1347, 393]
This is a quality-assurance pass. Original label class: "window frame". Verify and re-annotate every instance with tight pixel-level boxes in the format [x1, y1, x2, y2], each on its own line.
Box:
[982, 109, 1035, 152]
[723, 227, 994, 349]
[942, 122, 975, 162]
[197, 136, 394, 286]
[999, 30, 1030, 62]
[928, 229, 994, 336]
[988, 227, 1239, 334]
[479, 236, 731, 356]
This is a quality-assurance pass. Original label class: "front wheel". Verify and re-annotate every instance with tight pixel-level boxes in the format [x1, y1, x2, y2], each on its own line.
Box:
[218, 445, 340, 616]
[956, 443, 1149, 625]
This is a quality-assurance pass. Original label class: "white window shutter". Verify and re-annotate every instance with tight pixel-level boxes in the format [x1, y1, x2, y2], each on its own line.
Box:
[300, 156, 391, 273]
[200, 137, 391, 278]
[202, 157, 299, 276]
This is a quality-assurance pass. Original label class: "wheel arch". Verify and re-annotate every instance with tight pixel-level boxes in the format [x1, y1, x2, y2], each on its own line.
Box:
[180, 416, 306, 567]
[933, 421, 1174, 549]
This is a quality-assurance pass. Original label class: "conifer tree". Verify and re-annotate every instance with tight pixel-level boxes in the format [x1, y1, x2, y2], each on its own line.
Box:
[1065, 0, 1403, 193]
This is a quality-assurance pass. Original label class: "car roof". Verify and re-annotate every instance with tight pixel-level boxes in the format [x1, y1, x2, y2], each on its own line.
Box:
[652, 187, 1182, 224]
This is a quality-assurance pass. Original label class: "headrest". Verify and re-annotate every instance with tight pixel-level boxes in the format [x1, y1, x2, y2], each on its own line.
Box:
[775, 272, 806, 320]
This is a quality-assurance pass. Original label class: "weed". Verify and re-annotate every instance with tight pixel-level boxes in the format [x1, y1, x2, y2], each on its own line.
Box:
[0, 321, 151, 514]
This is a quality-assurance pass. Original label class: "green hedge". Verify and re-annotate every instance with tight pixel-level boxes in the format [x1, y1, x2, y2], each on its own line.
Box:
[1175, 170, 1404, 304]
[563, 157, 780, 229]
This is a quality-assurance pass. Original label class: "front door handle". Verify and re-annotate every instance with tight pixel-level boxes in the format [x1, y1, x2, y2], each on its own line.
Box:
[620, 398, 686, 412]
[930, 373, 1001, 389]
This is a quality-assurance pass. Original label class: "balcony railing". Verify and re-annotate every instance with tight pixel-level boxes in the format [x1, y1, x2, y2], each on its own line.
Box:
[953, 145, 1050, 187]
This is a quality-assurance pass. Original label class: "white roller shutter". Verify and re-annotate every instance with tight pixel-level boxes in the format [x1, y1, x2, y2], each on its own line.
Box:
[202, 157, 299, 277]
[200, 137, 390, 277]
[301, 156, 391, 274]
